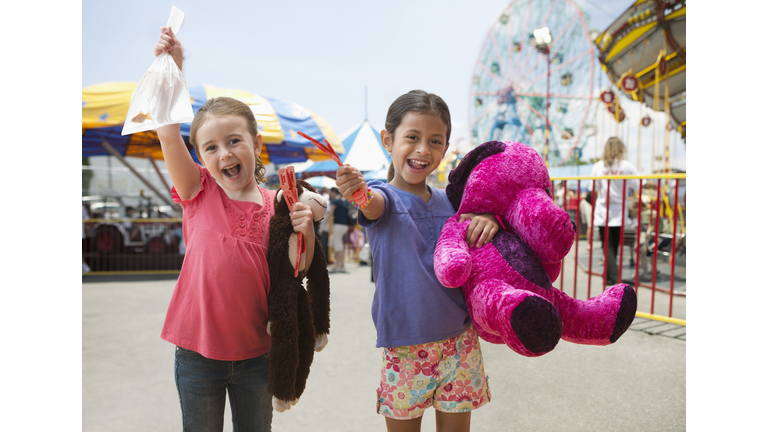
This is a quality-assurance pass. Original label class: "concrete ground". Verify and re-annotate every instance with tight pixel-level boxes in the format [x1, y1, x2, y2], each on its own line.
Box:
[83, 262, 685, 432]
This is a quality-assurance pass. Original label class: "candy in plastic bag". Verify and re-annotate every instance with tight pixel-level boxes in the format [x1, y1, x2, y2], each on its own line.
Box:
[122, 6, 193, 135]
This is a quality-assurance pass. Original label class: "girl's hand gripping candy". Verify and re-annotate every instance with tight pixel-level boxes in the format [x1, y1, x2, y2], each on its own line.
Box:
[278, 167, 305, 278]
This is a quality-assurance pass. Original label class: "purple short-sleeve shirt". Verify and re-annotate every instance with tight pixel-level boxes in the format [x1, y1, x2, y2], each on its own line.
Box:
[359, 181, 470, 348]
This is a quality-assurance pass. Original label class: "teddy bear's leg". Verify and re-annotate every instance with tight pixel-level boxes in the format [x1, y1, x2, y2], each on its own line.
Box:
[292, 288, 317, 401]
[468, 279, 562, 357]
[462, 285, 503, 345]
[547, 284, 637, 345]
[267, 283, 301, 404]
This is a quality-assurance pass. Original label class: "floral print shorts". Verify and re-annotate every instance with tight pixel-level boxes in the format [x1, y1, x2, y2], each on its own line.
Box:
[376, 325, 491, 420]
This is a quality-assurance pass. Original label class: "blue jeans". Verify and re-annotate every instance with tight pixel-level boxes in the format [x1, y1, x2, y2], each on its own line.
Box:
[174, 346, 272, 432]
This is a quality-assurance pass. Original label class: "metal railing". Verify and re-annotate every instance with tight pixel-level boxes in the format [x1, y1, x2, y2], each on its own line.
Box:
[82, 175, 687, 326]
[551, 173, 686, 324]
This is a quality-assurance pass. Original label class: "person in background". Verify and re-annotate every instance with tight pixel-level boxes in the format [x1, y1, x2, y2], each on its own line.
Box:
[589, 137, 640, 286]
[328, 187, 349, 273]
[317, 187, 331, 264]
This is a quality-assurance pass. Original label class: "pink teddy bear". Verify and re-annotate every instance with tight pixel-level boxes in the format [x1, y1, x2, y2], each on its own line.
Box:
[434, 141, 636, 357]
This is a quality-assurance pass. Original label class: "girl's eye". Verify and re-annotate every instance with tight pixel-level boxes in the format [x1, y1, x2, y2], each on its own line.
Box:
[229, 139, 240, 145]
[406, 135, 418, 140]
[430, 139, 443, 145]
[206, 145, 216, 152]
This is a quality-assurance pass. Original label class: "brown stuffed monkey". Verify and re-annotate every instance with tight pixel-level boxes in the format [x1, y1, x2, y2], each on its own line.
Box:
[267, 180, 331, 412]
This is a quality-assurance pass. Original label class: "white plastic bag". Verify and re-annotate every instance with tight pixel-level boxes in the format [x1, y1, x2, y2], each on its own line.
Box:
[122, 6, 194, 135]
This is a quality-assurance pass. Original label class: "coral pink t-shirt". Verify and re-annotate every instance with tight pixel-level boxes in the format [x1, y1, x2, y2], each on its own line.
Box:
[161, 165, 276, 361]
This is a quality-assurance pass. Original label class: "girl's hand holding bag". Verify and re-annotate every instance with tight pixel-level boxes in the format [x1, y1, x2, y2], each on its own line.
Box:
[122, 6, 193, 135]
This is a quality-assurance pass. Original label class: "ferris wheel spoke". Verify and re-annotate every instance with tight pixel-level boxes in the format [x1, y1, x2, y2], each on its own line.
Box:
[521, 47, 592, 88]
[514, 92, 592, 99]
[569, 93, 594, 149]
[548, 12, 580, 53]
[477, 61, 508, 88]
[512, 0, 536, 83]
[540, 0, 557, 29]
[514, 95, 573, 140]
[515, 107, 541, 151]
[490, 30, 510, 81]
[507, 6, 514, 80]
[470, 102, 498, 128]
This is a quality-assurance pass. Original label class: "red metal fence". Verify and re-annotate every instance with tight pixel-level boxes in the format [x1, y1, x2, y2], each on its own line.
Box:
[552, 173, 686, 323]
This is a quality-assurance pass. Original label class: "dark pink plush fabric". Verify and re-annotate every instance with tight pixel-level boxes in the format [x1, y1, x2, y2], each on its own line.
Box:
[435, 141, 636, 357]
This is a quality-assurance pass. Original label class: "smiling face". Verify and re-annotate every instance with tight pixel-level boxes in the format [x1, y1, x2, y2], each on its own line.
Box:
[195, 114, 263, 196]
[382, 112, 449, 195]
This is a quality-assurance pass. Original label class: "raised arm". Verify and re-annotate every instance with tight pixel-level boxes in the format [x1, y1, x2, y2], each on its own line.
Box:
[153, 26, 200, 201]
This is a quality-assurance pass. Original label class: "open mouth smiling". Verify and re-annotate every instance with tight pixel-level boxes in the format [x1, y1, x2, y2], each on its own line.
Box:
[222, 163, 242, 178]
[407, 159, 429, 171]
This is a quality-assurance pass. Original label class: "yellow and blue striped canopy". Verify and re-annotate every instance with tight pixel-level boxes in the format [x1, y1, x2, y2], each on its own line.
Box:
[82, 82, 343, 165]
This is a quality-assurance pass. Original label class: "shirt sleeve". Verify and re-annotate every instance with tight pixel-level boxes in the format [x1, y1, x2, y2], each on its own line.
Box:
[171, 164, 208, 209]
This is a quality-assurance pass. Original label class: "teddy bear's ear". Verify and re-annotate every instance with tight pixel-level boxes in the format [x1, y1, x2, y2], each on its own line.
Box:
[446, 141, 508, 211]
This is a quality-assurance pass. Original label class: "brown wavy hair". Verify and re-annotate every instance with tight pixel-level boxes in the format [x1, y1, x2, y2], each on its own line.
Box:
[384, 90, 451, 182]
[602, 136, 626, 168]
[189, 97, 267, 184]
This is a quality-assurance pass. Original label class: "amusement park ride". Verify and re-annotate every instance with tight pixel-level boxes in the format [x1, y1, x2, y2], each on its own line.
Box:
[595, 0, 685, 174]
[470, 0, 595, 167]
[469, 0, 685, 173]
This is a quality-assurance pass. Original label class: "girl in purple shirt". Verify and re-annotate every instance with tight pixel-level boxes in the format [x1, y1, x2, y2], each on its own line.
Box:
[336, 90, 498, 432]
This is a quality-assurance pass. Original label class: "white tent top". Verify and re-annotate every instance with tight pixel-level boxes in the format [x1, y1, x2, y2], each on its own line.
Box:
[300, 120, 390, 173]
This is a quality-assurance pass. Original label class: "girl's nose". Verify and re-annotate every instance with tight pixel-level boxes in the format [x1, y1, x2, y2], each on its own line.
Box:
[415, 141, 428, 154]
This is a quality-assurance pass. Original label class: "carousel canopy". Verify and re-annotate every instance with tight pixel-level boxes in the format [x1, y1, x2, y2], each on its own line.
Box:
[82, 83, 344, 165]
[595, 0, 685, 134]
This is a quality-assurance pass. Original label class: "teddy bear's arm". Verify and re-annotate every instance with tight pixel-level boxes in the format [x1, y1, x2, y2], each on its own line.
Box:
[434, 215, 472, 288]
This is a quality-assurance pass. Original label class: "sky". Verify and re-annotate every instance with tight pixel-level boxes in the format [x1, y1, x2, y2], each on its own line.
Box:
[6, 1, 768, 429]
[81, 0, 648, 160]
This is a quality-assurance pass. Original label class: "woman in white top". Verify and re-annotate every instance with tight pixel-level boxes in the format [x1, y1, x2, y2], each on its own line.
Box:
[590, 137, 639, 285]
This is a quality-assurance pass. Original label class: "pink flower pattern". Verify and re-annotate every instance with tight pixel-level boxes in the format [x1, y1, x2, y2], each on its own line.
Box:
[376, 326, 491, 420]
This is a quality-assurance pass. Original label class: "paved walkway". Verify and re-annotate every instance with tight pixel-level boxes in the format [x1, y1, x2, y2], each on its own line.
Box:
[83, 263, 685, 431]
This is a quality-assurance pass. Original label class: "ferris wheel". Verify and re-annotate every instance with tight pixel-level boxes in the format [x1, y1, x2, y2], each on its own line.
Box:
[470, 0, 595, 166]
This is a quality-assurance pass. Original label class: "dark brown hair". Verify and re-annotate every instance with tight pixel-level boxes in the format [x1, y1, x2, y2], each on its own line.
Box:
[384, 90, 451, 182]
[189, 97, 267, 184]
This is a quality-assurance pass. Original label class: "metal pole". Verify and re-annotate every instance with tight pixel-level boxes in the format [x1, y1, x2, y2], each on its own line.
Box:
[668, 179, 679, 317]
[545, 49, 550, 168]
[100, 140, 178, 209]
[573, 180, 580, 298]
[147, 156, 181, 215]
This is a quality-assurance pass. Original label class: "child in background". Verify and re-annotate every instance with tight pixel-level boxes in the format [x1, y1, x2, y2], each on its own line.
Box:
[153, 27, 317, 431]
[335, 90, 498, 432]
